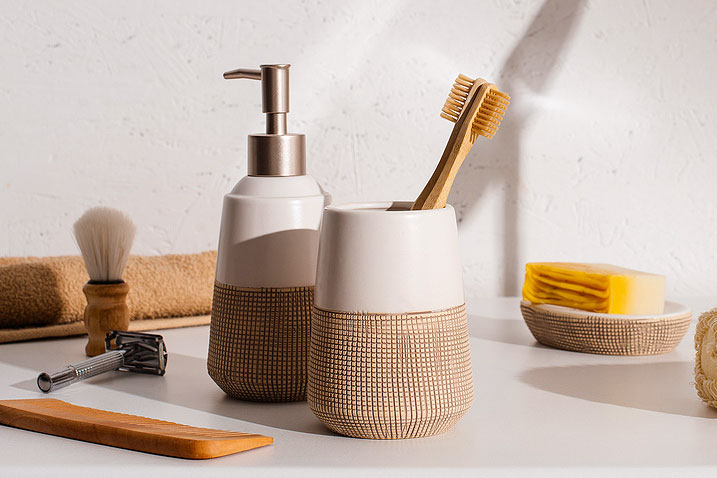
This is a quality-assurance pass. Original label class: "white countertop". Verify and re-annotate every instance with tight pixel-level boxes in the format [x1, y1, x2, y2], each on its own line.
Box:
[2, 297, 717, 477]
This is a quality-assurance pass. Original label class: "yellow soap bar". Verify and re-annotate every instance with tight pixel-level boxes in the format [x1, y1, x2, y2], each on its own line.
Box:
[522, 263, 665, 315]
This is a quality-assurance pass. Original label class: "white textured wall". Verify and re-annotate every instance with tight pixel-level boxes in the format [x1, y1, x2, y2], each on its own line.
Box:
[1, 0, 716, 297]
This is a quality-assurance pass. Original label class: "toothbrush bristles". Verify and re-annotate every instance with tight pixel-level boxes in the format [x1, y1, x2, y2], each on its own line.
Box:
[441, 74, 510, 143]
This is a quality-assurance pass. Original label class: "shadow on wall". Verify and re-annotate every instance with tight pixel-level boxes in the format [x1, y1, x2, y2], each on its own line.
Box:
[451, 0, 587, 295]
[521, 361, 717, 418]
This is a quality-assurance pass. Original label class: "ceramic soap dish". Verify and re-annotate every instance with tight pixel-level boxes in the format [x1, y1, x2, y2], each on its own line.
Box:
[520, 301, 692, 356]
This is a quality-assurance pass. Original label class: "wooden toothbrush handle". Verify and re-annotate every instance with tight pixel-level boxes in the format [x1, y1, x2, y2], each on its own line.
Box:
[411, 126, 475, 210]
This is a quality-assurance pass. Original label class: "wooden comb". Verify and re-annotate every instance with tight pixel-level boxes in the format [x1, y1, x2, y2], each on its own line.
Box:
[0, 399, 273, 459]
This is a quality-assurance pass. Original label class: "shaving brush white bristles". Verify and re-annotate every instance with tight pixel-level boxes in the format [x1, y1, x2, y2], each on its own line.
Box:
[73, 207, 136, 283]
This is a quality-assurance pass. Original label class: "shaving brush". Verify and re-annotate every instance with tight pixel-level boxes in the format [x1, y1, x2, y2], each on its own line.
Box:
[73, 207, 136, 356]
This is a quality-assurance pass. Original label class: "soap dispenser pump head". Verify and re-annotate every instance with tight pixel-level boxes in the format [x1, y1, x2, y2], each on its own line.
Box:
[224, 64, 306, 176]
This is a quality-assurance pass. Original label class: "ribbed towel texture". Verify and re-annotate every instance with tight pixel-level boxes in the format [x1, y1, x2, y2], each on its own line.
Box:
[0, 251, 216, 343]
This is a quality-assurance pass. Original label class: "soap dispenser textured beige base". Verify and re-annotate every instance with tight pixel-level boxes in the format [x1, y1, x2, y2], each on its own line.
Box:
[207, 283, 313, 402]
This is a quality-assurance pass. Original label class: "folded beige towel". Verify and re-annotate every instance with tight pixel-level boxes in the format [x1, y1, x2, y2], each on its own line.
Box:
[0, 251, 216, 343]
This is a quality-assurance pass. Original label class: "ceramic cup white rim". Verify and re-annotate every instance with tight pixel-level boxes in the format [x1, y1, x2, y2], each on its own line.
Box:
[315, 200, 465, 313]
[325, 200, 446, 215]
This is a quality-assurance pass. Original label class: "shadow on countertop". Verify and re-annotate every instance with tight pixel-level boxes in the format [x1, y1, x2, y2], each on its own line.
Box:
[3, 343, 335, 437]
[520, 361, 717, 419]
[467, 313, 543, 348]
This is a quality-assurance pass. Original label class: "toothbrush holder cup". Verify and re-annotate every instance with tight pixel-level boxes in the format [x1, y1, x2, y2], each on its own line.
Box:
[307, 201, 474, 439]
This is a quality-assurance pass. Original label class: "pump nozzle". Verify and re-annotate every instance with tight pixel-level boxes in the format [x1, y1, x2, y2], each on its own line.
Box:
[223, 68, 261, 80]
[224, 64, 290, 135]
[223, 64, 305, 176]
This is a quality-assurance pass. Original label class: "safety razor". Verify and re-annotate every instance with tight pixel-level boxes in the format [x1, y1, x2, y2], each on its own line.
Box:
[37, 330, 167, 393]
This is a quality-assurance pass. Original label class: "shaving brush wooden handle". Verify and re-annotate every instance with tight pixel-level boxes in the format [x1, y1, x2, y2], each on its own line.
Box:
[83, 281, 130, 356]
[73, 207, 136, 357]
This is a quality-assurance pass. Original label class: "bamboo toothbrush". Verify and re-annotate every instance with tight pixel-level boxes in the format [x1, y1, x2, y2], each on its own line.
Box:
[73, 207, 136, 356]
[411, 75, 510, 210]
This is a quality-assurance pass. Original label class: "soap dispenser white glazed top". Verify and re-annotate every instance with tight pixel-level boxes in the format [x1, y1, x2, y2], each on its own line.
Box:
[215, 64, 328, 288]
[208, 64, 328, 403]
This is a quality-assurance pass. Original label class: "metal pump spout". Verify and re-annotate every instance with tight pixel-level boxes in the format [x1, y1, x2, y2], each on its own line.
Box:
[224, 64, 305, 176]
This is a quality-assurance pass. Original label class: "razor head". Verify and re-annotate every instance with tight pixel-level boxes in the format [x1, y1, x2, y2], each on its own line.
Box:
[105, 330, 167, 376]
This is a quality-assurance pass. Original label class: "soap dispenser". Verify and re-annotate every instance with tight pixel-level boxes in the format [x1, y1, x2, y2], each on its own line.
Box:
[208, 64, 329, 402]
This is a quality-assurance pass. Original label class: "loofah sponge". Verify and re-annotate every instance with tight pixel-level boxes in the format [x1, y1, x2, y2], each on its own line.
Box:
[694, 308, 717, 407]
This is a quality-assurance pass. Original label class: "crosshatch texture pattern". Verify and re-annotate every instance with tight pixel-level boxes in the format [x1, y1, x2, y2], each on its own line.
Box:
[521, 302, 691, 356]
[307, 304, 473, 439]
[207, 282, 313, 402]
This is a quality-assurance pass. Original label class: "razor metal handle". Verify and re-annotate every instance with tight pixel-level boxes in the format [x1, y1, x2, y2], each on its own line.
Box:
[37, 350, 125, 393]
